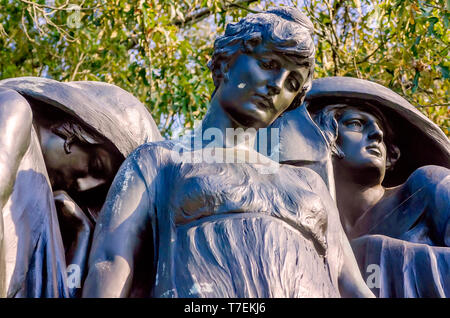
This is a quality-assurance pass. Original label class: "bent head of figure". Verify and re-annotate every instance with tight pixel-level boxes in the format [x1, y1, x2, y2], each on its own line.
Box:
[33, 108, 124, 195]
[208, 7, 315, 129]
[0, 77, 162, 220]
[314, 103, 401, 185]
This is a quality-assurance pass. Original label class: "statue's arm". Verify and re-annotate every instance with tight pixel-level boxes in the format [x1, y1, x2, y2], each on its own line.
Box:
[0, 88, 32, 211]
[407, 165, 450, 246]
[0, 88, 32, 298]
[336, 230, 375, 297]
[325, 195, 374, 297]
[54, 190, 93, 297]
[82, 154, 152, 298]
[302, 168, 375, 298]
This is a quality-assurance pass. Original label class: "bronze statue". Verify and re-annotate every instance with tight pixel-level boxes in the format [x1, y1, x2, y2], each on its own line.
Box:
[0, 77, 162, 297]
[83, 8, 374, 298]
[305, 77, 450, 297]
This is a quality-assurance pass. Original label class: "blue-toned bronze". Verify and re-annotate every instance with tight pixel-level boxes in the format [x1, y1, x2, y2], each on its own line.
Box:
[82, 8, 373, 298]
[0, 77, 161, 297]
[306, 77, 450, 297]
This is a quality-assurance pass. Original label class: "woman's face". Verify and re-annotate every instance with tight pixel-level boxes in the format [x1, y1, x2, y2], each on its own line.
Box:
[216, 42, 310, 129]
[335, 107, 388, 176]
[41, 129, 122, 193]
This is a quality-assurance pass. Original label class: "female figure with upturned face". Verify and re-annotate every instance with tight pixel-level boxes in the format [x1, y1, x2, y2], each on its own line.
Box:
[309, 77, 450, 297]
[83, 8, 374, 298]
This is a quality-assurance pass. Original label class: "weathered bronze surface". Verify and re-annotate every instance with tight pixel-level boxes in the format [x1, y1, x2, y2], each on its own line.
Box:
[0, 77, 161, 297]
[82, 8, 373, 298]
[304, 77, 450, 297]
[1, 8, 448, 299]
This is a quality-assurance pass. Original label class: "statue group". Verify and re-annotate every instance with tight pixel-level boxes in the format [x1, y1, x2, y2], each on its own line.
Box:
[0, 7, 448, 298]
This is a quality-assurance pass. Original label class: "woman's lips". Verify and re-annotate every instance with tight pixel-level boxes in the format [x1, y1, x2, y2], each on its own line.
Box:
[366, 145, 382, 157]
[252, 94, 274, 110]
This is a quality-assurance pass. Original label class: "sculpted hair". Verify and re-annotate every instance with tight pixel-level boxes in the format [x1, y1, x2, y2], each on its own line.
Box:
[208, 7, 315, 110]
[29, 97, 104, 154]
[313, 103, 401, 171]
[50, 121, 102, 154]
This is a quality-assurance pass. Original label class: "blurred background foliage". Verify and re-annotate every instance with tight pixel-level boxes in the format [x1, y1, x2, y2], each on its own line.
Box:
[0, 0, 448, 137]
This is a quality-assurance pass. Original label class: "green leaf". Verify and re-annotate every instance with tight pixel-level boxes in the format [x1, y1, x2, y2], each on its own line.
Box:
[1, 0, 448, 137]
[411, 35, 421, 57]
[412, 71, 420, 93]
[139, 68, 149, 86]
[427, 17, 439, 36]
[437, 63, 450, 79]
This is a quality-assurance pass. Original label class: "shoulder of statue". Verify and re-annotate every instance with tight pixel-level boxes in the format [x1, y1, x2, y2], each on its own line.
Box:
[404, 165, 450, 195]
[0, 88, 33, 157]
[285, 164, 327, 187]
[127, 140, 177, 170]
[0, 88, 33, 124]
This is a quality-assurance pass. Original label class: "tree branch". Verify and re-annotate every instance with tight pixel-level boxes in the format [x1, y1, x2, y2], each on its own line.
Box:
[70, 52, 86, 81]
[18, 0, 104, 11]
[415, 103, 450, 108]
[356, 34, 394, 64]
[174, 0, 258, 27]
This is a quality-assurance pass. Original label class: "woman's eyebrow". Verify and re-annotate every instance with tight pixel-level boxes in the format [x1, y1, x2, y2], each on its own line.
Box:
[289, 70, 304, 83]
[341, 113, 365, 121]
[261, 52, 283, 62]
[294, 60, 311, 68]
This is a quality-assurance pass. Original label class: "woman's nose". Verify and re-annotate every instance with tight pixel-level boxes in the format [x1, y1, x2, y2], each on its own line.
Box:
[267, 83, 281, 96]
[368, 123, 384, 142]
[77, 176, 107, 191]
[267, 70, 288, 96]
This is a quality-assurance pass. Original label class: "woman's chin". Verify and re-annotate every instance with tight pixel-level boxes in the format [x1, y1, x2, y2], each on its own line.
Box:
[337, 157, 385, 182]
[224, 104, 273, 129]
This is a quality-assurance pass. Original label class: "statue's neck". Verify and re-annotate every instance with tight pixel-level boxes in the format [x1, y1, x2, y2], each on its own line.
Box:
[199, 97, 257, 149]
[333, 165, 385, 236]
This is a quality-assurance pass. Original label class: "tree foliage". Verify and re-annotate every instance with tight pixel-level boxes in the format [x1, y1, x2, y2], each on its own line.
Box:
[0, 0, 448, 136]
[305, 0, 449, 136]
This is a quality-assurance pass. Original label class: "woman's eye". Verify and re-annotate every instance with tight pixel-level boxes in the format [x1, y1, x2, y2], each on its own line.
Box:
[346, 120, 363, 130]
[286, 76, 300, 91]
[89, 156, 104, 177]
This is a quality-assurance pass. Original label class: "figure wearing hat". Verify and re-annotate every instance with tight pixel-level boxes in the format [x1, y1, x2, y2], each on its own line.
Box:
[83, 8, 375, 298]
[277, 76, 449, 297]
[0, 77, 161, 297]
